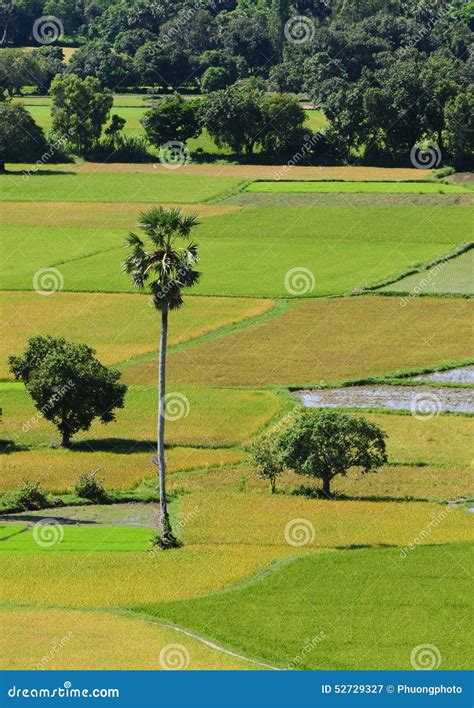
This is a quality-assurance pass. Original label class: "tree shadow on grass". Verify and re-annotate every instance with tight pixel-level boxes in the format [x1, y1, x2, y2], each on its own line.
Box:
[0, 440, 30, 454]
[3, 168, 77, 176]
[71, 438, 156, 454]
[0, 513, 98, 528]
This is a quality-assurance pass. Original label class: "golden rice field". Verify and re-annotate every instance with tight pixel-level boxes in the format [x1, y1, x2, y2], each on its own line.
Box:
[168, 463, 472, 502]
[124, 296, 474, 387]
[2, 495, 471, 609]
[1, 160, 472, 673]
[1, 545, 287, 607]
[179, 492, 473, 549]
[1, 201, 240, 229]
[363, 412, 474, 467]
[0, 447, 247, 494]
[1, 291, 273, 378]
[2, 384, 283, 449]
[0, 608, 259, 670]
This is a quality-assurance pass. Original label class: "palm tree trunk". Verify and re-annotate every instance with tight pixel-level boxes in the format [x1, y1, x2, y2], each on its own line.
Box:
[157, 305, 170, 539]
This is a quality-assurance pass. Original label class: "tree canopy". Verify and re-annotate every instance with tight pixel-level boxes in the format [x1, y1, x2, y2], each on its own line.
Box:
[9, 335, 127, 448]
[279, 410, 387, 497]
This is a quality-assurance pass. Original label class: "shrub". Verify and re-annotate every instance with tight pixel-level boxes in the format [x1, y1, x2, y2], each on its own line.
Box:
[89, 134, 153, 162]
[74, 469, 108, 503]
[10, 480, 48, 511]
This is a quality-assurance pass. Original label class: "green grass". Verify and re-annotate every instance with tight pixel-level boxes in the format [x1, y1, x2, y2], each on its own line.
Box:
[138, 543, 473, 670]
[0, 523, 151, 553]
[246, 180, 473, 195]
[381, 248, 474, 295]
[0, 172, 242, 203]
[2, 205, 467, 297]
[17, 97, 324, 156]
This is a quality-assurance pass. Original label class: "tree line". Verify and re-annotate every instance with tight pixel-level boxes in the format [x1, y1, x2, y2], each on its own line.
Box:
[0, 0, 472, 166]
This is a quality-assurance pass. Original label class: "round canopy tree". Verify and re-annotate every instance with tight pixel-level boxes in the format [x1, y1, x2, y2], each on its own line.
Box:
[9, 336, 127, 448]
[279, 410, 387, 497]
[0, 102, 48, 171]
[141, 94, 201, 148]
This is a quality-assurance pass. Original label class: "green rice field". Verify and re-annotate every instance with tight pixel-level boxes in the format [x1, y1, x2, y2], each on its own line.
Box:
[1, 156, 472, 673]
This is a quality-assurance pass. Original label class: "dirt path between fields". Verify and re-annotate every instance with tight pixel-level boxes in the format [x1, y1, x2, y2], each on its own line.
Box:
[35, 162, 433, 181]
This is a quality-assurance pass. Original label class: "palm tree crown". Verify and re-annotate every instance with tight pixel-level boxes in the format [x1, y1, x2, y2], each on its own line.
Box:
[123, 206, 200, 308]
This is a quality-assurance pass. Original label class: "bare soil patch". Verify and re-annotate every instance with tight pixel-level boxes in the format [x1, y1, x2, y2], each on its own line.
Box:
[32, 162, 433, 181]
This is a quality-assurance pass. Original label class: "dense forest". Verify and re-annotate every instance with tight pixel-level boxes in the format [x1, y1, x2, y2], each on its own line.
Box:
[0, 0, 473, 166]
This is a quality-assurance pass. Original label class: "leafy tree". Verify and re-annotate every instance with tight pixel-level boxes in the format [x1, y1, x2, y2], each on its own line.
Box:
[419, 49, 464, 149]
[90, 0, 167, 43]
[141, 94, 201, 147]
[30, 46, 65, 92]
[133, 42, 195, 90]
[362, 49, 427, 160]
[251, 433, 284, 493]
[217, 6, 275, 75]
[444, 89, 474, 169]
[0, 0, 42, 45]
[114, 28, 157, 56]
[279, 410, 387, 497]
[43, 0, 84, 36]
[50, 73, 113, 154]
[123, 207, 200, 548]
[200, 66, 233, 92]
[268, 0, 290, 57]
[9, 336, 126, 448]
[0, 101, 47, 171]
[260, 93, 307, 153]
[201, 82, 265, 154]
[268, 62, 302, 93]
[0, 48, 35, 95]
[67, 40, 131, 88]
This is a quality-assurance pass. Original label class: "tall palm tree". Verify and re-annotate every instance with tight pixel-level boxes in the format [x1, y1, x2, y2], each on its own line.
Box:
[123, 207, 200, 548]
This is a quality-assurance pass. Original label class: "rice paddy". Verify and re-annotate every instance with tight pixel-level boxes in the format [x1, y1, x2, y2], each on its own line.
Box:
[1, 157, 472, 672]
[124, 297, 473, 387]
[380, 248, 474, 295]
[246, 180, 472, 194]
